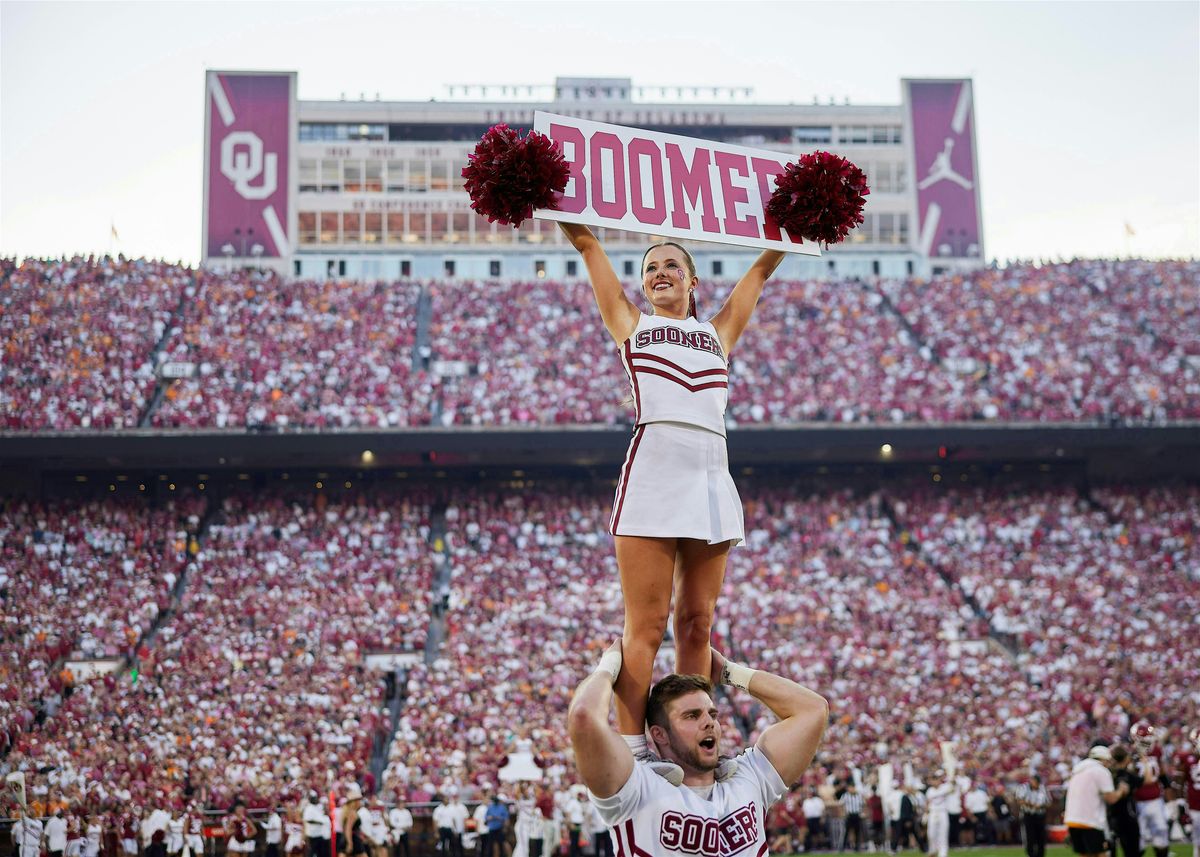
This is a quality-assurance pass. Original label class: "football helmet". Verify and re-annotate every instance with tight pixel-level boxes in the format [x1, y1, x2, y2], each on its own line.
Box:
[1130, 719, 1158, 751]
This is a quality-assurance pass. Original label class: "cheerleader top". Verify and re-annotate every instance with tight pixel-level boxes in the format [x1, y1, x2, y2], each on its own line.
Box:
[619, 312, 728, 437]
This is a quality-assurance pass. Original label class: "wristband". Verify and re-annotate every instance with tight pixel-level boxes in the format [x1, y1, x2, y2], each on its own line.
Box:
[722, 660, 756, 690]
[595, 649, 622, 685]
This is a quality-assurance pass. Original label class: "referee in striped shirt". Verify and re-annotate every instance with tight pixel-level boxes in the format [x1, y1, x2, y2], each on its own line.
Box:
[1016, 775, 1050, 857]
[840, 784, 866, 851]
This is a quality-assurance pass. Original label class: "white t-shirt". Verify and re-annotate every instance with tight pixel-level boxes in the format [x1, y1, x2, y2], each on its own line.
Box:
[926, 784, 955, 815]
[802, 797, 825, 819]
[590, 747, 786, 857]
[303, 803, 332, 839]
[265, 813, 282, 845]
[46, 817, 69, 851]
[389, 809, 413, 837]
[965, 790, 990, 815]
[1064, 759, 1115, 830]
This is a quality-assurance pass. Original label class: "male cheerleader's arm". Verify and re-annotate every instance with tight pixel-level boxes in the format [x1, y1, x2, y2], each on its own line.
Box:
[567, 638, 636, 799]
[557, 223, 639, 346]
[710, 250, 786, 356]
[710, 647, 828, 786]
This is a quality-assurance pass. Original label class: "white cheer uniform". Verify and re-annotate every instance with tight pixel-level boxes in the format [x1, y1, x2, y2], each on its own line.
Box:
[924, 785, 954, 857]
[590, 747, 784, 857]
[611, 313, 743, 545]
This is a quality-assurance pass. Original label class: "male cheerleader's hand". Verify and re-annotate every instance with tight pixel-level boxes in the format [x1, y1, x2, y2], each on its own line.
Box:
[594, 638, 623, 685]
[710, 646, 757, 691]
[707, 647, 746, 784]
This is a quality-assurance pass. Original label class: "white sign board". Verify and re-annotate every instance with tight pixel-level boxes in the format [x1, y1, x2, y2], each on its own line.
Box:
[533, 111, 821, 256]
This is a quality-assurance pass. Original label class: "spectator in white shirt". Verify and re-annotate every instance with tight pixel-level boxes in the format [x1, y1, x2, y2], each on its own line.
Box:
[1064, 745, 1130, 857]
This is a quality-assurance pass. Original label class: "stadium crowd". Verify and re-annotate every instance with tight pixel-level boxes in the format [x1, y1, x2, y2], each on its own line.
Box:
[4, 257, 1199, 430]
[0, 496, 200, 756]
[0, 477, 1197, 857]
[1, 257, 190, 430]
[2, 489, 436, 811]
[151, 271, 428, 429]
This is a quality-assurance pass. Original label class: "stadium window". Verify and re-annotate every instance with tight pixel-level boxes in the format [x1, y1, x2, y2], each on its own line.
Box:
[566, 259, 578, 277]
[342, 212, 362, 244]
[319, 212, 339, 244]
[299, 159, 318, 193]
[364, 160, 383, 192]
[338, 260, 346, 276]
[906, 260, 914, 276]
[872, 260, 881, 276]
[444, 259, 456, 276]
[343, 160, 363, 193]
[711, 260, 723, 276]
[320, 159, 340, 193]
[408, 212, 427, 243]
[897, 214, 910, 244]
[891, 126, 903, 144]
[534, 259, 546, 278]
[896, 165, 908, 192]
[408, 158, 428, 193]
[327, 260, 337, 277]
[872, 126, 890, 144]
[400, 260, 412, 277]
[489, 259, 502, 277]
[294, 260, 302, 276]
[385, 213, 405, 245]
[430, 212, 449, 242]
[298, 212, 317, 245]
[879, 214, 896, 244]
[793, 126, 832, 144]
[364, 212, 383, 244]
[450, 212, 469, 242]
[623, 259, 634, 276]
[827, 259, 836, 273]
[386, 160, 406, 192]
[430, 160, 449, 192]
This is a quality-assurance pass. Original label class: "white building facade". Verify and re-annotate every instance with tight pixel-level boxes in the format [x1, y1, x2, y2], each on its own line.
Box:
[203, 74, 984, 281]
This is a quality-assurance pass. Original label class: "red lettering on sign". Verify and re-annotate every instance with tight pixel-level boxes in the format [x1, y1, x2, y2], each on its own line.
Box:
[628, 138, 667, 226]
[551, 123, 587, 214]
[715, 152, 760, 239]
[666, 144, 720, 234]
[750, 157, 801, 244]
[590, 131, 627, 219]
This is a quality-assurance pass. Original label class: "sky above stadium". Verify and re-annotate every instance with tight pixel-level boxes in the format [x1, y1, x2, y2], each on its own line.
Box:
[1, 0, 1197, 264]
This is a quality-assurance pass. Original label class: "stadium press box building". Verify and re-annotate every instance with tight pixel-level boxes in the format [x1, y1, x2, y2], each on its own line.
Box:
[203, 72, 985, 281]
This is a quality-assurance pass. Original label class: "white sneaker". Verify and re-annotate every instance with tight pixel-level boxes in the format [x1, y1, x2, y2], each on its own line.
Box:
[635, 750, 684, 786]
[715, 755, 739, 783]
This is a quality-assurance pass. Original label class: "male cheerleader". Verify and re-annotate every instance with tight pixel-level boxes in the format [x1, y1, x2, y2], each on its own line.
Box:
[567, 640, 827, 857]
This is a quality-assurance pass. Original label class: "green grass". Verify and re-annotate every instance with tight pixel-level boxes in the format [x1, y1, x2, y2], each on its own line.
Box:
[780, 847, 1195, 857]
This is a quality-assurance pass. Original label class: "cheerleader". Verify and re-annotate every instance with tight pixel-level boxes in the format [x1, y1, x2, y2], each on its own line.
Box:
[182, 804, 204, 857]
[560, 222, 785, 764]
[83, 815, 103, 857]
[165, 813, 184, 857]
[283, 807, 305, 857]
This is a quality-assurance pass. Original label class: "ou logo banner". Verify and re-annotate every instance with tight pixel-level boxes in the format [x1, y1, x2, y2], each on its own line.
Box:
[220, 131, 278, 200]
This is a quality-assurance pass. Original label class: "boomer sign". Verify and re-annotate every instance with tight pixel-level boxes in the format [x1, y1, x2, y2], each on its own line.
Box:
[203, 71, 296, 262]
[533, 112, 821, 256]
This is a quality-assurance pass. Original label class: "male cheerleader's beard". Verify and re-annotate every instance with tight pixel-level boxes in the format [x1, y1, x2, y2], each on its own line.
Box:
[664, 731, 720, 773]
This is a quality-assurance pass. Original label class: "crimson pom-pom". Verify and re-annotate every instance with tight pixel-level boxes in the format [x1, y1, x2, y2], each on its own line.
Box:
[766, 151, 870, 245]
[461, 124, 569, 228]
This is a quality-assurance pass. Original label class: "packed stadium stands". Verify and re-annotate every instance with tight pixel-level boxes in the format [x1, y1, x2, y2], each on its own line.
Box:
[6, 474, 1196, 809]
[2, 255, 1198, 826]
[3, 257, 1198, 430]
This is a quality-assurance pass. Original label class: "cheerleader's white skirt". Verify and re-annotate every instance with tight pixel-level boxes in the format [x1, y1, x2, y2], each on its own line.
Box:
[609, 421, 744, 546]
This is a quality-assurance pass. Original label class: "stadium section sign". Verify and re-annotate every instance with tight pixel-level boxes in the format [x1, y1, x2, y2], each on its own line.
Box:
[533, 112, 821, 255]
[203, 71, 296, 261]
[904, 79, 984, 259]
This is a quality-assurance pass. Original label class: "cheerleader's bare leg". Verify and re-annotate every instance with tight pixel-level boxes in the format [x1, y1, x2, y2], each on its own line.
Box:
[612, 534, 678, 736]
[671, 538, 731, 677]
